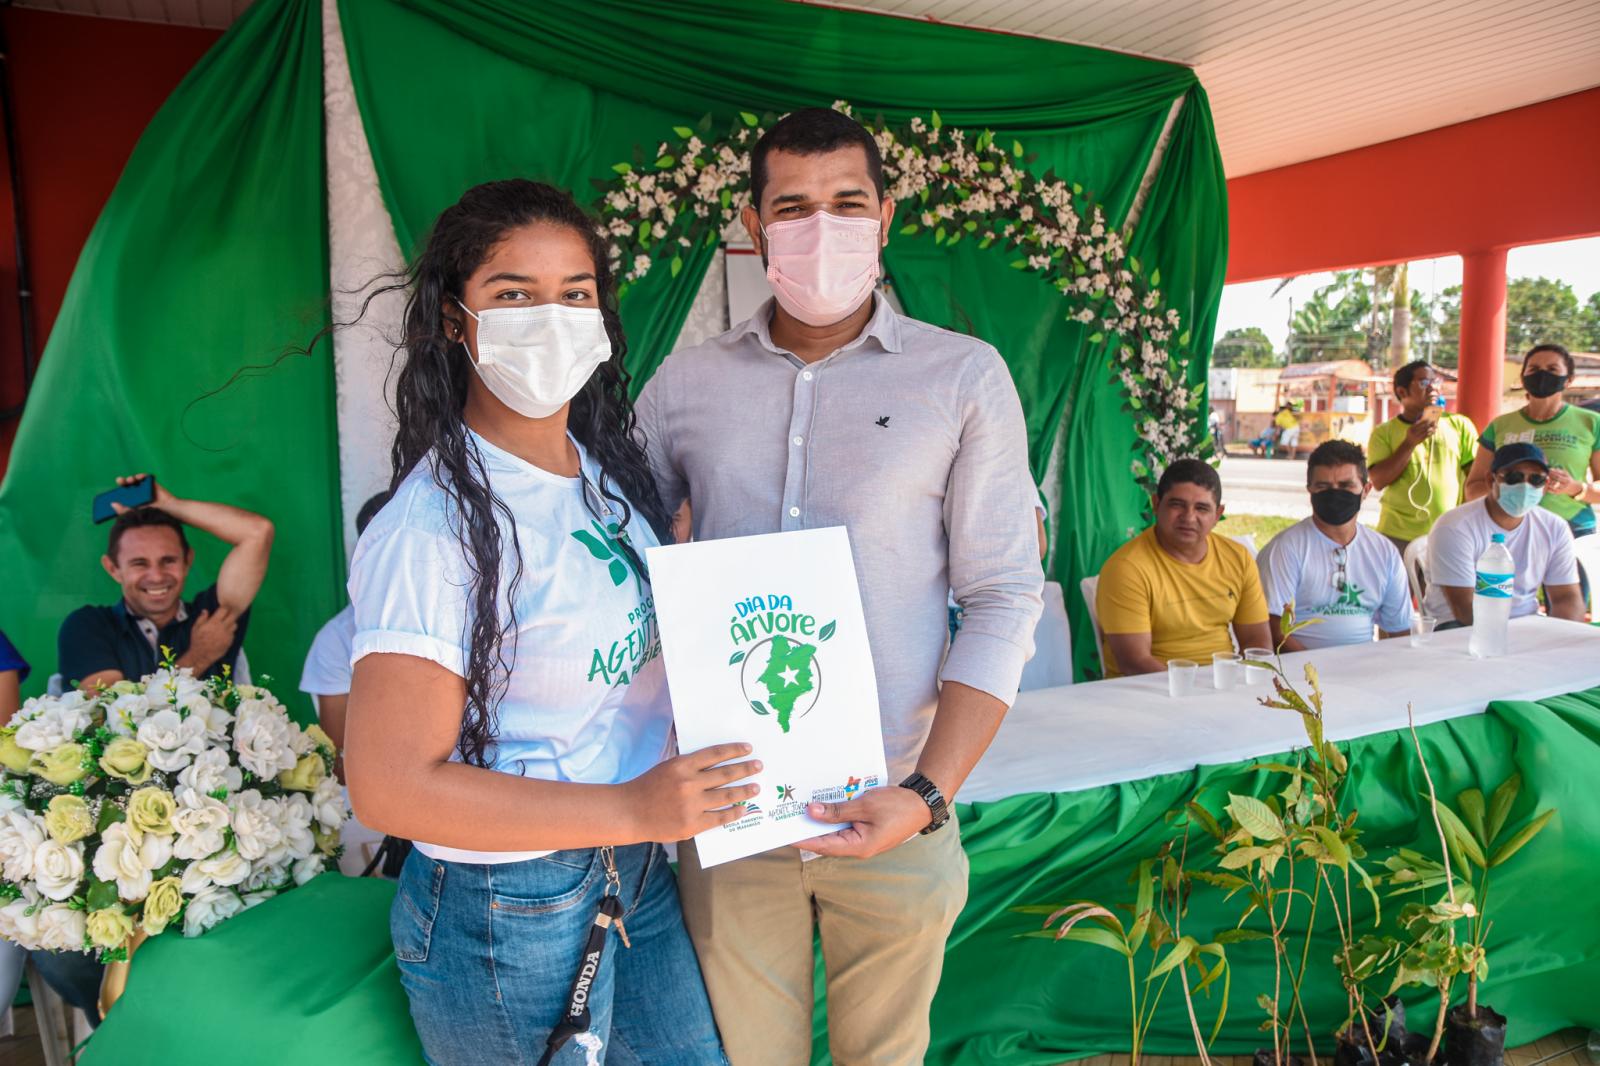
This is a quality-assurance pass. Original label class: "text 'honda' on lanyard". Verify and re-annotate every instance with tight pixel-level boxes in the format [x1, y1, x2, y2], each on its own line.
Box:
[535, 846, 631, 1066]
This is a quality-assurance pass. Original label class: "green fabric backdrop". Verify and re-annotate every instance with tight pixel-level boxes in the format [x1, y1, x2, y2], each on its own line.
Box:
[79, 690, 1600, 1065]
[0, 0, 336, 720]
[335, 0, 1228, 681]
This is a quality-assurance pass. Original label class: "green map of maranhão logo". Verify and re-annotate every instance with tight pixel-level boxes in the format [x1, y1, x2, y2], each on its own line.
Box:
[726, 594, 837, 733]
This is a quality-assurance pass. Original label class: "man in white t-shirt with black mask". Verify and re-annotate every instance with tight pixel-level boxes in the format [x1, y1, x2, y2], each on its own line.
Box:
[1425, 443, 1584, 626]
[1257, 439, 1412, 650]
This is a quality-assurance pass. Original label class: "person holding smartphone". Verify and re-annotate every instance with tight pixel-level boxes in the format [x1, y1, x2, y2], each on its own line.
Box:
[344, 180, 747, 1065]
[1368, 360, 1479, 556]
[57, 476, 274, 690]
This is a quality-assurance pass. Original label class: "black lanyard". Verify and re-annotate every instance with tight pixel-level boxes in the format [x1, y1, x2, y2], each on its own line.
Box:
[535, 847, 630, 1066]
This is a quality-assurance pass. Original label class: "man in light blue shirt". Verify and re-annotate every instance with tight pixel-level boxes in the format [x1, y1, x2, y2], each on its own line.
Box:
[1257, 439, 1412, 650]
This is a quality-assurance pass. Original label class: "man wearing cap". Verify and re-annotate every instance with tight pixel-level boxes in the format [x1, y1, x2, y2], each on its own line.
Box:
[1424, 443, 1584, 626]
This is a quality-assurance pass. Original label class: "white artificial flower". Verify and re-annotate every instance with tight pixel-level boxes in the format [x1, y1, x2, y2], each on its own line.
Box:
[184, 847, 249, 890]
[0, 887, 43, 950]
[176, 748, 243, 800]
[192, 700, 235, 743]
[32, 839, 85, 902]
[91, 822, 172, 902]
[183, 885, 244, 937]
[287, 725, 316, 758]
[270, 794, 316, 864]
[0, 809, 45, 883]
[232, 704, 297, 780]
[243, 859, 290, 893]
[227, 790, 283, 862]
[136, 708, 208, 773]
[241, 890, 276, 910]
[310, 777, 346, 834]
[151, 667, 208, 707]
[13, 704, 91, 751]
[35, 903, 86, 953]
[171, 789, 231, 861]
[293, 854, 325, 887]
[103, 691, 155, 736]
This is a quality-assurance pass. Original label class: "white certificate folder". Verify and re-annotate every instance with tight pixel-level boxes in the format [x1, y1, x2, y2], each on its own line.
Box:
[646, 526, 888, 867]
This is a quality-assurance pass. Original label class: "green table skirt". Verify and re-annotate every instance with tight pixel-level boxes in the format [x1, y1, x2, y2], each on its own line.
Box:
[83, 688, 1600, 1065]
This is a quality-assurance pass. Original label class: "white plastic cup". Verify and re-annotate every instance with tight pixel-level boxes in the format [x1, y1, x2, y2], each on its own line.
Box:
[1167, 659, 1198, 698]
[1212, 651, 1242, 691]
[1243, 647, 1273, 685]
[1410, 612, 1438, 648]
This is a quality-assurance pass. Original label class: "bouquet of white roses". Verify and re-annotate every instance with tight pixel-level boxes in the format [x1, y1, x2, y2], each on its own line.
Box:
[0, 662, 348, 961]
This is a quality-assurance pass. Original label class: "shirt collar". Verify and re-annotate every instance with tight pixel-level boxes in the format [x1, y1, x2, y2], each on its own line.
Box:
[736, 294, 904, 361]
[118, 598, 188, 625]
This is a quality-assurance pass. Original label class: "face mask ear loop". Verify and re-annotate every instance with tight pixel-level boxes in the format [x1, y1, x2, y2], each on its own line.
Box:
[1405, 431, 1435, 516]
[453, 297, 481, 356]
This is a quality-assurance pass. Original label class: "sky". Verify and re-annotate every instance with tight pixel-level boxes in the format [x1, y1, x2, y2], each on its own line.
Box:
[1214, 235, 1600, 352]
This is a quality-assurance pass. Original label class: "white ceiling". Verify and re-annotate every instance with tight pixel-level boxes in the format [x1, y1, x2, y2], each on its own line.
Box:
[828, 0, 1600, 176]
[20, 0, 1600, 177]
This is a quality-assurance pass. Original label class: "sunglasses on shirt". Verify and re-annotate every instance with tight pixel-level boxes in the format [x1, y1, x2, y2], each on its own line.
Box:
[1332, 545, 1348, 592]
[1498, 471, 1548, 487]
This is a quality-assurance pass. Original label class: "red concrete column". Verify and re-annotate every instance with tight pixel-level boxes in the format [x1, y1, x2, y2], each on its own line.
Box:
[1458, 247, 1508, 433]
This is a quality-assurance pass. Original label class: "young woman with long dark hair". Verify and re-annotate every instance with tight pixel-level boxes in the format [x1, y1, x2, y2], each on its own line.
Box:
[344, 180, 748, 1065]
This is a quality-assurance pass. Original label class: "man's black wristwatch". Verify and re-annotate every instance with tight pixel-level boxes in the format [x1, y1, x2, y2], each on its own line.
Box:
[899, 772, 950, 835]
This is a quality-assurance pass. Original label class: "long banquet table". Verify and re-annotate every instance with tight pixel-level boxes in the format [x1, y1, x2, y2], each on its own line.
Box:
[966, 614, 1600, 801]
[80, 618, 1600, 1065]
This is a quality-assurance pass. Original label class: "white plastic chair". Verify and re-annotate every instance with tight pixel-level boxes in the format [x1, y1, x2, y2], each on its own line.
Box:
[1079, 575, 1104, 654]
[1403, 535, 1430, 610]
[1018, 581, 1073, 691]
[1229, 532, 1258, 558]
[1571, 534, 1600, 618]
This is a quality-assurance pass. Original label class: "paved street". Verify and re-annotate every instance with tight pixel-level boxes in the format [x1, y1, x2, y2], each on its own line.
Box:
[1215, 454, 1384, 524]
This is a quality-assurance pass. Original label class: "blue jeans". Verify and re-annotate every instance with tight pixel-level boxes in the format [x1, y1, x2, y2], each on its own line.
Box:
[391, 843, 726, 1066]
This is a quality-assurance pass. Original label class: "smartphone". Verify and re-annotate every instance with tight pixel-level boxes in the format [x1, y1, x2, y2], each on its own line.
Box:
[92, 477, 156, 524]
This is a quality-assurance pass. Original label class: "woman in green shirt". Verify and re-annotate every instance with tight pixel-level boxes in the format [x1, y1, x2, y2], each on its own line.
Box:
[1466, 343, 1600, 538]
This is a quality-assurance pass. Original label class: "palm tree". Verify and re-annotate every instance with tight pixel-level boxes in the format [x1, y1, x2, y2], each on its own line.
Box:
[1390, 263, 1411, 366]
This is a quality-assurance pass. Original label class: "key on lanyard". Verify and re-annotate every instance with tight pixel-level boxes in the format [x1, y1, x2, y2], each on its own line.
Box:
[535, 848, 630, 1066]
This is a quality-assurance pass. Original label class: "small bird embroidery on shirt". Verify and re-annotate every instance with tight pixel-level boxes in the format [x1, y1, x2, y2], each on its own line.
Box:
[875, 415, 891, 428]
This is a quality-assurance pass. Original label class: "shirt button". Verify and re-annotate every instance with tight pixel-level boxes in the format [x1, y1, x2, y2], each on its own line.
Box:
[802, 371, 814, 381]
[789, 507, 800, 517]
[793, 436, 803, 446]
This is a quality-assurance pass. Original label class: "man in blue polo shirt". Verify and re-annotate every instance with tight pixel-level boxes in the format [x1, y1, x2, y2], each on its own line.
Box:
[57, 474, 274, 690]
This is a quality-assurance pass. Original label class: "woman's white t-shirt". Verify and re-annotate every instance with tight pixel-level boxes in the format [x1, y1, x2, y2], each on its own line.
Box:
[348, 431, 672, 864]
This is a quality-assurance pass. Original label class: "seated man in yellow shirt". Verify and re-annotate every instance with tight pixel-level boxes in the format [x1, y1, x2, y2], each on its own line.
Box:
[1097, 459, 1271, 676]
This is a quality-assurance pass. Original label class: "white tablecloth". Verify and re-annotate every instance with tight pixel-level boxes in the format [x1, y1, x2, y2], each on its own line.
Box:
[962, 615, 1600, 803]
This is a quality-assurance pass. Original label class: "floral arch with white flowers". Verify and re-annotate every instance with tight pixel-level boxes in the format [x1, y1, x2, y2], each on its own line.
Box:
[591, 103, 1208, 491]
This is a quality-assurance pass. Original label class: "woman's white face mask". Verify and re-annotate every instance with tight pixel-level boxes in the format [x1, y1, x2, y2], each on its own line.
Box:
[456, 300, 612, 419]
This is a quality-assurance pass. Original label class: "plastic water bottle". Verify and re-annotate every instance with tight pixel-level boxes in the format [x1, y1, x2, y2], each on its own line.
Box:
[1468, 533, 1513, 659]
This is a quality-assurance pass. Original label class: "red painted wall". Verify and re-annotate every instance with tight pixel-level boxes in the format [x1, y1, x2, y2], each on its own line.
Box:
[1227, 87, 1600, 283]
[0, 10, 222, 471]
